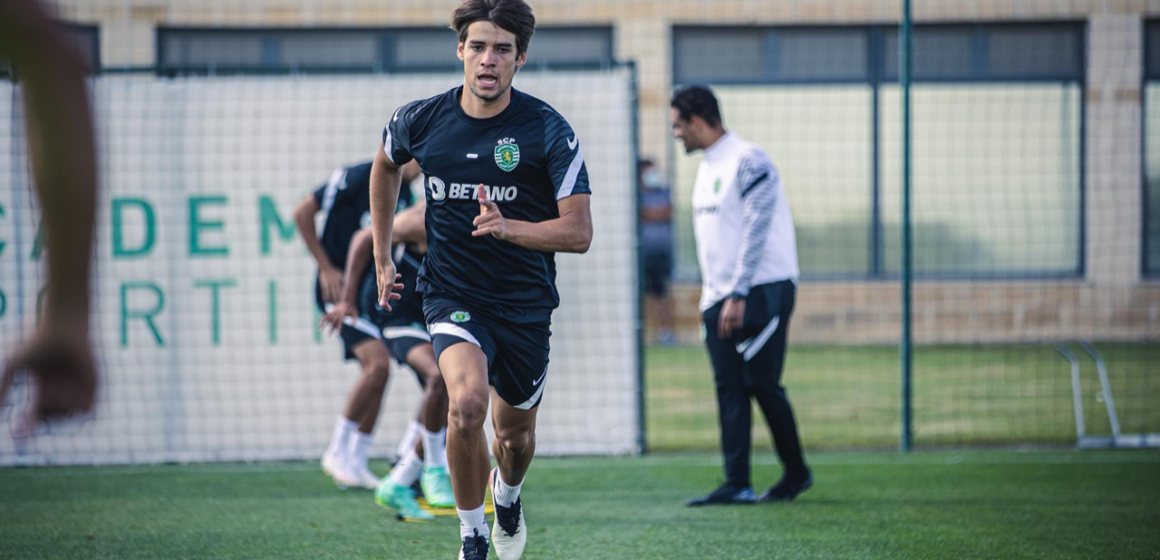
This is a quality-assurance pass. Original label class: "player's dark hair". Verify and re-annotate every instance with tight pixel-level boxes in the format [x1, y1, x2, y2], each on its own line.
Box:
[451, 0, 536, 55]
[671, 85, 722, 128]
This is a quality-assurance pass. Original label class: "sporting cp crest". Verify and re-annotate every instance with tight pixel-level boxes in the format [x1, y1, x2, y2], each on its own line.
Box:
[450, 311, 471, 323]
[494, 137, 520, 172]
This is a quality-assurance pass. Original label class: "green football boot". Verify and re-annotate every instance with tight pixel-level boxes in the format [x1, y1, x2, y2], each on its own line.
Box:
[420, 466, 456, 508]
[375, 479, 434, 522]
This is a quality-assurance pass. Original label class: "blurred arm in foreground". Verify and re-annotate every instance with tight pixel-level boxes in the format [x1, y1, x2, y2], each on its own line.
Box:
[0, 0, 99, 436]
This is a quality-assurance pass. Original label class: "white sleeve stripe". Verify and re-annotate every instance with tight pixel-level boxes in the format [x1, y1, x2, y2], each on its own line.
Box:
[320, 167, 346, 213]
[384, 106, 404, 163]
[383, 126, 396, 164]
[556, 146, 585, 200]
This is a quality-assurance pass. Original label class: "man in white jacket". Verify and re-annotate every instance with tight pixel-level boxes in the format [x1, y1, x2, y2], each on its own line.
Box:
[671, 86, 812, 506]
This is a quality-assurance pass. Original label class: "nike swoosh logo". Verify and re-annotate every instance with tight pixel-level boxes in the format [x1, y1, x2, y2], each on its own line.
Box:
[393, 109, 401, 122]
[531, 369, 547, 386]
[567, 136, 578, 150]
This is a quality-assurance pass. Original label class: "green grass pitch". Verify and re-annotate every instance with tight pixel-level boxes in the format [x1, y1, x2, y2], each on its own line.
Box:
[2, 451, 1158, 559]
[3, 343, 1157, 558]
[647, 343, 1160, 450]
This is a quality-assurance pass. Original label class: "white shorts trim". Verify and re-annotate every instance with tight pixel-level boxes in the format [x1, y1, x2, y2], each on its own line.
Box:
[323, 303, 381, 338]
[514, 368, 548, 410]
[382, 326, 432, 342]
[428, 322, 481, 349]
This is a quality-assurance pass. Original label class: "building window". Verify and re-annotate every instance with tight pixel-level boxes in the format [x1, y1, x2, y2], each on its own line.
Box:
[672, 23, 1084, 280]
[156, 26, 613, 75]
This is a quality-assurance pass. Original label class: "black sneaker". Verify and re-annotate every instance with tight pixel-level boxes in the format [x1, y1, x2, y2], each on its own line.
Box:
[458, 529, 489, 560]
[758, 471, 813, 503]
[686, 484, 757, 507]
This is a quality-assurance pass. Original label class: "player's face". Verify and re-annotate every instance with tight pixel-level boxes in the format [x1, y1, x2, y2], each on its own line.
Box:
[670, 109, 700, 153]
[458, 21, 526, 104]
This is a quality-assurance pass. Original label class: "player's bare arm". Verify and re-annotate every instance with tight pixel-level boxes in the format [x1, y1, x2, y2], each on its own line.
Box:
[370, 142, 404, 307]
[472, 185, 592, 254]
[0, 0, 99, 435]
[393, 198, 428, 249]
[320, 229, 402, 333]
[294, 195, 344, 303]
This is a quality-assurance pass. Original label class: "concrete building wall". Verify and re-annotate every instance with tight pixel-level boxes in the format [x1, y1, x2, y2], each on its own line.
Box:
[48, 0, 1160, 344]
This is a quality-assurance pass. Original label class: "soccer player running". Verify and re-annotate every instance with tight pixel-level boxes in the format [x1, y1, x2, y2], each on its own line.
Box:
[370, 1, 592, 557]
[670, 86, 812, 506]
[296, 161, 453, 517]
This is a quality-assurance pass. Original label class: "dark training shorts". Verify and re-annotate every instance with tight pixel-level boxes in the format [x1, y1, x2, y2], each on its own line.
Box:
[316, 273, 383, 361]
[423, 293, 551, 410]
[364, 275, 431, 387]
[317, 273, 431, 388]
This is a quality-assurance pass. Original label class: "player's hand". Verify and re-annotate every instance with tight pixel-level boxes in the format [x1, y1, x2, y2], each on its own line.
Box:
[472, 184, 507, 239]
[319, 301, 356, 335]
[718, 297, 745, 339]
[374, 253, 404, 310]
[319, 265, 345, 304]
[0, 324, 97, 439]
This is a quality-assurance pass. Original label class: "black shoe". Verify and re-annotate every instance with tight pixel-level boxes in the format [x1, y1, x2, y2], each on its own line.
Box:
[458, 529, 489, 560]
[758, 471, 813, 503]
[686, 484, 757, 507]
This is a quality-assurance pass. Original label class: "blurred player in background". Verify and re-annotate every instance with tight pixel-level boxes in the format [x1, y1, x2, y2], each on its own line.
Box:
[671, 85, 812, 507]
[0, 0, 99, 436]
[369, 1, 593, 557]
[638, 158, 677, 346]
[297, 161, 452, 516]
[323, 197, 458, 521]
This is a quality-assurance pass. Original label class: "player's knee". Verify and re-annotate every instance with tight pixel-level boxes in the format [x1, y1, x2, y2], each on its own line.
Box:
[495, 425, 533, 455]
[426, 372, 447, 398]
[448, 391, 487, 430]
[364, 361, 390, 391]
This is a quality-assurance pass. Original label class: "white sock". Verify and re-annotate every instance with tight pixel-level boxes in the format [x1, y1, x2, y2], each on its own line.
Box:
[326, 417, 358, 458]
[422, 428, 448, 468]
[347, 431, 373, 471]
[396, 420, 422, 461]
[457, 505, 488, 541]
[387, 448, 424, 487]
[492, 470, 523, 508]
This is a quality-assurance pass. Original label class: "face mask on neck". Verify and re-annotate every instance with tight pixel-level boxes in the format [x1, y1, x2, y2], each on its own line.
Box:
[642, 169, 663, 189]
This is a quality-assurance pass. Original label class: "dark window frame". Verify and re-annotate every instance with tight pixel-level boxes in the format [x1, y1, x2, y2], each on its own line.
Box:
[1144, 20, 1160, 278]
[673, 22, 1085, 85]
[1143, 20, 1160, 279]
[522, 25, 616, 70]
[155, 25, 615, 76]
[69, 23, 102, 73]
[672, 22, 1087, 281]
[1, 23, 100, 79]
